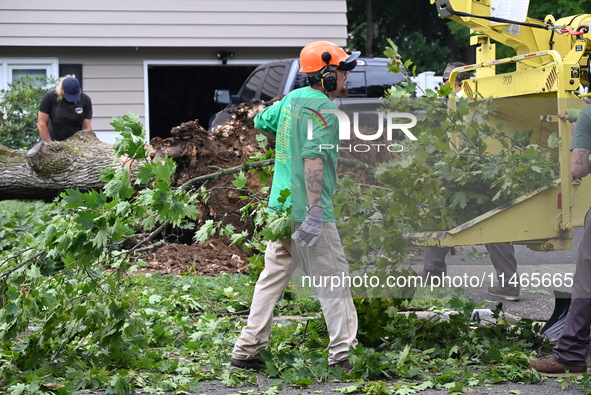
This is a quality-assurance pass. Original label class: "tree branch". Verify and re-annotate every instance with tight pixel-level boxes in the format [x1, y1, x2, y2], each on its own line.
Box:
[180, 159, 275, 190]
[339, 157, 377, 174]
[0, 251, 47, 280]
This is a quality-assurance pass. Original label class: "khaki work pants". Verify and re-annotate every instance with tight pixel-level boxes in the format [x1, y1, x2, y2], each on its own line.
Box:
[232, 222, 358, 365]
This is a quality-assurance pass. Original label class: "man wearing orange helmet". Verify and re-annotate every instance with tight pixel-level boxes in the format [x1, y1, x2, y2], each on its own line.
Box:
[231, 41, 360, 372]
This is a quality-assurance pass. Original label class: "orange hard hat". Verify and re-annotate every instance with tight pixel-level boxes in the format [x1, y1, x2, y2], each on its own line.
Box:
[299, 41, 360, 73]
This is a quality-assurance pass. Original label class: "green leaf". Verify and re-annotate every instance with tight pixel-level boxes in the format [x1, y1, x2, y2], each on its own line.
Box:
[443, 381, 464, 392]
[277, 188, 291, 204]
[93, 225, 109, 248]
[194, 220, 216, 243]
[99, 166, 116, 183]
[62, 189, 86, 209]
[136, 163, 155, 184]
[4, 302, 21, 317]
[111, 112, 148, 159]
[547, 133, 561, 149]
[107, 373, 132, 394]
[450, 191, 468, 209]
[7, 383, 27, 395]
[256, 133, 269, 148]
[398, 344, 411, 366]
[25, 265, 41, 278]
[104, 171, 134, 200]
[448, 345, 460, 357]
[75, 211, 97, 230]
[334, 381, 364, 394]
[480, 162, 499, 179]
[151, 157, 177, 181]
[232, 171, 248, 189]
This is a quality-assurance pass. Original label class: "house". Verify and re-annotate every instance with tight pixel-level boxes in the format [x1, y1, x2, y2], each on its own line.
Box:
[0, 1, 348, 143]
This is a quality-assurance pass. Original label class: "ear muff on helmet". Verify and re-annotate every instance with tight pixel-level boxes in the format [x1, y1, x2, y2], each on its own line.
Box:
[320, 65, 337, 92]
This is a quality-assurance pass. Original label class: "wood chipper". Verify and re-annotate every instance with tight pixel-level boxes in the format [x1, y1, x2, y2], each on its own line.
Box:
[408, 0, 591, 253]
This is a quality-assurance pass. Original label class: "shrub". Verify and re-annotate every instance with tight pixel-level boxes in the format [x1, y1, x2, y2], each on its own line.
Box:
[0, 76, 55, 149]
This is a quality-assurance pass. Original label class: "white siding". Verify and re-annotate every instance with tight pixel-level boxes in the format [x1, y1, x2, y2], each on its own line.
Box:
[0, 0, 348, 47]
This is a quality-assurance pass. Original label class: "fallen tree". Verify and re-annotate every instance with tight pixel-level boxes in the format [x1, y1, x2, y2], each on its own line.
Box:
[0, 100, 274, 202]
[0, 131, 123, 201]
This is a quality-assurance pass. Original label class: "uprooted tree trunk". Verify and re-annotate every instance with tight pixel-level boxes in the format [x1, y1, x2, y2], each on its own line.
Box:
[0, 98, 389, 202]
[0, 131, 122, 201]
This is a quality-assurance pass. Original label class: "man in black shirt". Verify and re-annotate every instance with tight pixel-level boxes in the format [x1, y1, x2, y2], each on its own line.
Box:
[37, 76, 93, 141]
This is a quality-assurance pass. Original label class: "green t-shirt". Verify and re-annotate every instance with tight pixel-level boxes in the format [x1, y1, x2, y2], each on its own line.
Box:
[572, 104, 591, 151]
[254, 87, 340, 222]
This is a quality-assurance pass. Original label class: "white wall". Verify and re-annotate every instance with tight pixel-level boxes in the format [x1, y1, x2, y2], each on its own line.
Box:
[0, 0, 348, 48]
[411, 71, 445, 96]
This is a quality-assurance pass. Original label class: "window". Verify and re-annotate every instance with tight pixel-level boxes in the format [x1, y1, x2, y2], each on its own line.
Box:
[260, 66, 285, 101]
[11, 68, 47, 82]
[346, 71, 367, 96]
[0, 58, 58, 90]
[240, 68, 265, 102]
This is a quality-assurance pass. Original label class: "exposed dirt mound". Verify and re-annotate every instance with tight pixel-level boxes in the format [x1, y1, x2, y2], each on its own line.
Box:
[145, 98, 397, 276]
[141, 240, 249, 276]
[146, 100, 274, 276]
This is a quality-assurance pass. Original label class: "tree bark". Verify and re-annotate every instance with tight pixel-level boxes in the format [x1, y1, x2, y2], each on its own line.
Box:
[0, 131, 120, 201]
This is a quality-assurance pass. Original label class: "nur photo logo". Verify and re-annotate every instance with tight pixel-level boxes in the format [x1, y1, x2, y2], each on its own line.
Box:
[305, 109, 417, 153]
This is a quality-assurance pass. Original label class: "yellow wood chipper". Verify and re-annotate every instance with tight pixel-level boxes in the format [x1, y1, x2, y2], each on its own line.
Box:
[409, 0, 591, 252]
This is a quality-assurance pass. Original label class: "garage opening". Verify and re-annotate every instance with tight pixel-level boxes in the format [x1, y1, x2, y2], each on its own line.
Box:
[148, 65, 255, 140]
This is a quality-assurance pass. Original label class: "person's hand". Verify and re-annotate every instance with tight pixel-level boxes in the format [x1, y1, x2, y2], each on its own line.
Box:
[558, 108, 581, 123]
[292, 205, 323, 247]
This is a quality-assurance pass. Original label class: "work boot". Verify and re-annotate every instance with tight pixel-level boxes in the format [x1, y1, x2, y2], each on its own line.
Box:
[487, 285, 520, 301]
[330, 358, 354, 374]
[230, 357, 263, 371]
[529, 357, 586, 377]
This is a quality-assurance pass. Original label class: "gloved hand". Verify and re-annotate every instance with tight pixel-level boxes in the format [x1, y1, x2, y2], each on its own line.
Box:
[292, 205, 323, 247]
[558, 108, 581, 123]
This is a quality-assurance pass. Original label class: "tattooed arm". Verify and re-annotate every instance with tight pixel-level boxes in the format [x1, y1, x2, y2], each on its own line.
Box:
[291, 157, 325, 247]
[570, 148, 591, 179]
[304, 157, 324, 208]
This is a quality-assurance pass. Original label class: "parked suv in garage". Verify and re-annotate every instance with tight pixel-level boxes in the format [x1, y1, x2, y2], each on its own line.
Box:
[210, 57, 406, 129]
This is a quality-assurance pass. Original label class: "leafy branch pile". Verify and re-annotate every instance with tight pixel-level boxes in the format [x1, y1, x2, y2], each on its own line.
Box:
[0, 53, 574, 394]
[376, 90, 558, 231]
